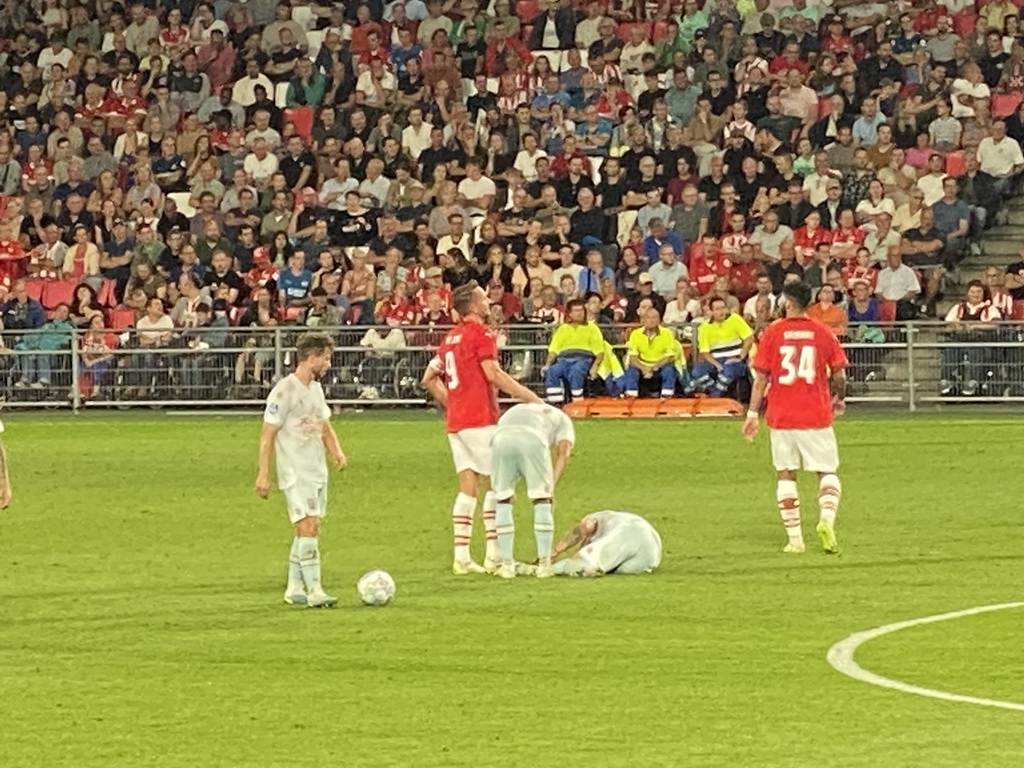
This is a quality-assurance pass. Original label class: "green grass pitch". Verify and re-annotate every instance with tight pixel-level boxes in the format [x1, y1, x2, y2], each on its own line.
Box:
[1, 414, 1022, 768]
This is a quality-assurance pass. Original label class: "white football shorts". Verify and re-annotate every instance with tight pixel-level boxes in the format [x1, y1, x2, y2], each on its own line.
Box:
[284, 484, 327, 524]
[490, 428, 554, 500]
[447, 425, 496, 475]
[770, 427, 840, 473]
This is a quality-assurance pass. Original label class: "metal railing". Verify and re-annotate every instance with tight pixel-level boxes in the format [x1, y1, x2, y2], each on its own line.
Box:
[0, 322, 1022, 410]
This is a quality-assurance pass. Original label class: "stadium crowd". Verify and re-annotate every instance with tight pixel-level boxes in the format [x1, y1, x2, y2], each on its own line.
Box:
[0, 0, 1022, 399]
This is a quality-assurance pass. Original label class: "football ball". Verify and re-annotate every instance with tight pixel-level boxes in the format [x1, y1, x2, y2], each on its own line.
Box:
[356, 570, 395, 606]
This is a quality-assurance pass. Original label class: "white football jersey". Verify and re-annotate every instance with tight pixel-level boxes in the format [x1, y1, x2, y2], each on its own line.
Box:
[496, 403, 575, 449]
[579, 511, 663, 573]
[264, 374, 331, 490]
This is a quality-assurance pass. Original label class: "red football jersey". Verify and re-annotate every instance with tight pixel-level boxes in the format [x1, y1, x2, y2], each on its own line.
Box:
[754, 316, 848, 430]
[432, 319, 499, 433]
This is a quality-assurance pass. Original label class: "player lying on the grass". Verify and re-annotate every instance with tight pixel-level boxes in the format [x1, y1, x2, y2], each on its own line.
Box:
[539, 511, 662, 577]
[491, 402, 575, 579]
[743, 281, 847, 555]
[422, 281, 543, 575]
[255, 331, 347, 608]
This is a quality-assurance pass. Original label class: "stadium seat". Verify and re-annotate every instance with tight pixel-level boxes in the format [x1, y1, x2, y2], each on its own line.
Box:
[945, 150, 966, 177]
[992, 93, 1022, 118]
[651, 21, 670, 41]
[168, 191, 195, 218]
[281, 307, 303, 321]
[952, 13, 977, 37]
[817, 97, 830, 118]
[291, 4, 315, 30]
[616, 22, 651, 42]
[106, 307, 135, 330]
[1013, 300, 1024, 321]
[274, 82, 290, 108]
[97, 278, 118, 308]
[517, 0, 539, 21]
[41, 280, 76, 310]
[25, 280, 43, 303]
[285, 107, 314, 143]
[306, 29, 324, 61]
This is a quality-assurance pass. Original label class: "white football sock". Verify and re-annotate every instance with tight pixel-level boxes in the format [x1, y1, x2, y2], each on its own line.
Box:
[819, 474, 841, 526]
[482, 490, 498, 561]
[287, 538, 303, 590]
[533, 501, 554, 564]
[451, 492, 476, 562]
[296, 536, 322, 592]
[777, 480, 802, 544]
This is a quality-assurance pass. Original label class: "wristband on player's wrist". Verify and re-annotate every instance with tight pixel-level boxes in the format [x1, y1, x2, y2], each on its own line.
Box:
[746, 410, 758, 419]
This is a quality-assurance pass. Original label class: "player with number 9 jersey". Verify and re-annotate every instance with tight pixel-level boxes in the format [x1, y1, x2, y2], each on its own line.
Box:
[434, 321, 500, 434]
[422, 281, 544, 575]
[754, 316, 848, 430]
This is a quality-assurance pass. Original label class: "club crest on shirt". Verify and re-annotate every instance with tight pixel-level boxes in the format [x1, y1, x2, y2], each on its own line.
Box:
[267, 402, 279, 415]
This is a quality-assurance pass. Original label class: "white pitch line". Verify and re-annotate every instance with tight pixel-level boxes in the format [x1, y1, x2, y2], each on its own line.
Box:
[827, 602, 1024, 712]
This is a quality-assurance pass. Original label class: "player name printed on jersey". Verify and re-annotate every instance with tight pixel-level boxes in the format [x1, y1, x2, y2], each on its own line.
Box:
[755, 317, 848, 431]
[434, 320, 500, 433]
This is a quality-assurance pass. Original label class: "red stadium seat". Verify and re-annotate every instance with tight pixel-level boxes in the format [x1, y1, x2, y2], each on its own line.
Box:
[97, 278, 118, 308]
[1012, 300, 1024, 321]
[817, 97, 830, 118]
[992, 92, 1022, 118]
[106, 307, 135, 330]
[41, 280, 75, 310]
[616, 22, 651, 42]
[24, 280, 44, 303]
[945, 150, 966, 177]
[952, 13, 977, 37]
[284, 107, 314, 143]
[281, 307, 302, 321]
[517, 0, 539, 22]
[651, 22, 670, 42]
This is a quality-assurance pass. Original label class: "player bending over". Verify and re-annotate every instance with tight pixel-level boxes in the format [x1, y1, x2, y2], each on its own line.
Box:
[256, 332, 347, 607]
[743, 281, 847, 554]
[540, 511, 662, 577]
[490, 402, 575, 579]
[422, 281, 543, 575]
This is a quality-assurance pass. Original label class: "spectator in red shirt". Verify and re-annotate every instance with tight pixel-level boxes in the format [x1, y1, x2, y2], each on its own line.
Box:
[729, 243, 763, 303]
[792, 211, 833, 266]
[484, 19, 531, 77]
[414, 266, 453, 312]
[487, 280, 523, 321]
[689, 233, 732, 296]
[768, 42, 810, 78]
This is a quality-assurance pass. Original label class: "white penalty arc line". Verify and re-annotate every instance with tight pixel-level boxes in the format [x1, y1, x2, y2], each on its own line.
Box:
[826, 601, 1024, 712]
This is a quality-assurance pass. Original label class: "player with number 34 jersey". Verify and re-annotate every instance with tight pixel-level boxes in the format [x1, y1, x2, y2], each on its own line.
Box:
[423, 281, 543, 575]
[743, 281, 848, 556]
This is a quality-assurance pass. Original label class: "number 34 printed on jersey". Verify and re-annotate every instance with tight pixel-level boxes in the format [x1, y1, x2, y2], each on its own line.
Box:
[778, 345, 816, 385]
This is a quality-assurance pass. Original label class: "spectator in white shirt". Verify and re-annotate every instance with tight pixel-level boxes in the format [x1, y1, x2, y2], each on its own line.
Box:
[513, 133, 547, 182]
[875, 251, 921, 317]
[977, 119, 1024, 202]
[401, 107, 432, 160]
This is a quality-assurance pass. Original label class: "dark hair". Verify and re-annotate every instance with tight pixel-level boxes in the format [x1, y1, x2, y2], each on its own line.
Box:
[566, 298, 588, 314]
[782, 280, 813, 310]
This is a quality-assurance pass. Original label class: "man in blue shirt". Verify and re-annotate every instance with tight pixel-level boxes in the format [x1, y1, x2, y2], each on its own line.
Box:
[852, 98, 886, 146]
[577, 249, 614, 294]
[531, 74, 571, 121]
[642, 219, 685, 265]
[277, 251, 313, 310]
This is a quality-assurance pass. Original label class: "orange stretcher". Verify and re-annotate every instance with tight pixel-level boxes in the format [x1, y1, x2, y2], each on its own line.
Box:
[563, 397, 744, 419]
